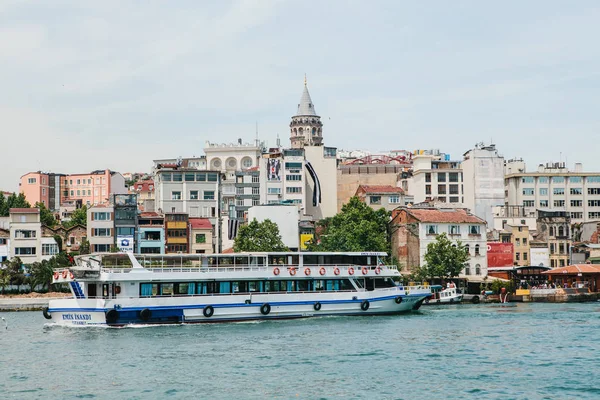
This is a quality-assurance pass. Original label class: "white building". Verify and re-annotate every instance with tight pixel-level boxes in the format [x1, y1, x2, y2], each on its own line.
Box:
[9, 208, 58, 263]
[391, 207, 488, 280]
[401, 152, 463, 205]
[87, 204, 115, 253]
[248, 205, 300, 250]
[505, 160, 600, 223]
[461, 143, 505, 228]
[530, 244, 550, 268]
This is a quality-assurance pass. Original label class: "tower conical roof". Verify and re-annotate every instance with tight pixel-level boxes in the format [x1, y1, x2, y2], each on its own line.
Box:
[296, 84, 317, 116]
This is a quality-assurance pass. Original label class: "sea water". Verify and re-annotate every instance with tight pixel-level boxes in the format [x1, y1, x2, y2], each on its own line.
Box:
[1, 303, 599, 399]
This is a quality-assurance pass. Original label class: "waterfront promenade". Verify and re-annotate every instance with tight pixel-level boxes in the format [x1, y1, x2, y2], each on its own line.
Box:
[0, 293, 69, 311]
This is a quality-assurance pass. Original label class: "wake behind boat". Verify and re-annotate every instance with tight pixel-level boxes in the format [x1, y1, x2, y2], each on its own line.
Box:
[43, 251, 431, 326]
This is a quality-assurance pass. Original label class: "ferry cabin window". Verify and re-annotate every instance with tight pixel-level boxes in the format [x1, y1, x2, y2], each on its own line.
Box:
[365, 278, 396, 291]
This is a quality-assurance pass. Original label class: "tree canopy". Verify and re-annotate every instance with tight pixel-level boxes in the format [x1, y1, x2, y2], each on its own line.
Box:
[233, 219, 289, 252]
[0, 192, 30, 216]
[421, 233, 470, 280]
[35, 202, 58, 227]
[308, 196, 390, 253]
[64, 205, 88, 228]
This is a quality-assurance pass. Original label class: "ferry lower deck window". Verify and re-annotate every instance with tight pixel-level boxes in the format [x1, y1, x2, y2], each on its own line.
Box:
[296, 280, 308, 291]
[161, 283, 173, 296]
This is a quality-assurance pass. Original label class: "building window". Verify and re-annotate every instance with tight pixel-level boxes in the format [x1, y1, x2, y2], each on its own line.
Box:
[426, 225, 438, 235]
[285, 162, 303, 170]
[93, 228, 111, 237]
[475, 244, 480, 255]
[570, 188, 582, 195]
[588, 200, 600, 207]
[70, 190, 74, 196]
[252, 175, 259, 183]
[42, 243, 59, 255]
[539, 188, 548, 196]
[464, 266, 471, 275]
[195, 234, 206, 243]
[438, 185, 446, 194]
[553, 200, 565, 207]
[369, 196, 381, 204]
[252, 187, 259, 195]
[28, 177, 36, 184]
[523, 200, 535, 207]
[538, 177, 548, 183]
[94, 244, 111, 252]
[552, 177, 564, 184]
[522, 188, 534, 196]
[425, 185, 431, 195]
[522, 177, 534, 183]
[389, 195, 400, 204]
[77, 179, 81, 185]
[286, 187, 302, 194]
[571, 200, 582, 207]
[207, 173, 218, 182]
[185, 173, 195, 182]
[449, 185, 459, 195]
[190, 191, 198, 200]
[448, 225, 460, 235]
[465, 244, 470, 255]
[425, 173, 431, 183]
[475, 264, 481, 275]
[437, 173, 446, 182]
[15, 247, 36, 255]
[515, 238, 520, 246]
[204, 191, 215, 200]
[539, 200, 549, 207]
[77, 190, 81, 196]
[553, 188, 565, 195]
[550, 243, 555, 254]
[92, 212, 110, 220]
[449, 173, 459, 182]
[523, 238, 527, 245]
[571, 212, 583, 219]
[268, 188, 281, 195]
[588, 188, 600, 195]
[587, 176, 600, 183]
[515, 252, 520, 261]
[172, 191, 181, 200]
[286, 175, 302, 181]
[15, 230, 36, 239]
[449, 196, 460, 203]
[172, 173, 183, 182]
[523, 252, 528, 261]
[195, 173, 206, 182]
[252, 199, 260, 206]
[469, 225, 481, 235]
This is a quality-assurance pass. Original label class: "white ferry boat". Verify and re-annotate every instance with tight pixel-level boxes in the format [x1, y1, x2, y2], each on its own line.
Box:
[43, 252, 431, 326]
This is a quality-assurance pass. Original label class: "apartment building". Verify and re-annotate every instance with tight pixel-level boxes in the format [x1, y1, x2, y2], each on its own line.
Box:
[499, 224, 530, 266]
[535, 209, 571, 268]
[137, 212, 164, 254]
[9, 208, 58, 262]
[505, 161, 600, 223]
[20, 169, 126, 211]
[87, 205, 114, 253]
[0, 228, 10, 262]
[114, 194, 138, 253]
[233, 169, 260, 221]
[390, 207, 488, 280]
[355, 185, 412, 212]
[402, 152, 463, 205]
[165, 213, 189, 253]
[189, 218, 213, 254]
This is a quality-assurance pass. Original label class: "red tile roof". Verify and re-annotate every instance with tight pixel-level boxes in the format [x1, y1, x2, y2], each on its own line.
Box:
[222, 247, 235, 253]
[133, 180, 155, 192]
[189, 218, 212, 230]
[10, 208, 39, 213]
[543, 264, 600, 275]
[403, 208, 485, 224]
[140, 212, 161, 218]
[357, 185, 404, 194]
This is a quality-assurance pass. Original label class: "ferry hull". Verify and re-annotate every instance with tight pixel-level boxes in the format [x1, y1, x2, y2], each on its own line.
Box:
[46, 293, 429, 327]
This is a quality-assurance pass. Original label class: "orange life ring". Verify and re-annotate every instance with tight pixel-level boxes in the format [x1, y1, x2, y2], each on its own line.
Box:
[319, 267, 326, 276]
[69, 272, 74, 280]
[348, 267, 355, 275]
[304, 268, 311, 276]
[289, 268, 297, 276]
[334, 267, 340, 276]
[375, 267, 381, 275]
[362, 267, 368, 275]
[53, 272, 59, 280]
[62, 269, 68, 279]
[273, 267, 280, 276]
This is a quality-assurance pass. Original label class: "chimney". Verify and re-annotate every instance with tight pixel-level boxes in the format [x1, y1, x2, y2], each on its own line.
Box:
[238, 138, 242, 145]
[574, 162, 583, 172]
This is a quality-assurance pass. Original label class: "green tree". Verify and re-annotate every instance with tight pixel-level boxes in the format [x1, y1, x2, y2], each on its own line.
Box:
[1, 257, 25, 292]
[53, 234, 63, 252]
[79, 238, 91, 255]
[422, 233, 470, 280]
[29, 259, 55, 292]
[64, 205, 87, 228]
[308, 196, 390, 253]
[0, 192, 31, 216]
[35, 202, 58, 227]
[0, 192, 7, 216]
[233, 219, 289, 252]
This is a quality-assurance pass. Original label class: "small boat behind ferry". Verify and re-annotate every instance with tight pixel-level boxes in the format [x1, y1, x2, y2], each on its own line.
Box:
[43, 252, 431, 326]
[423, 284, 463, 305]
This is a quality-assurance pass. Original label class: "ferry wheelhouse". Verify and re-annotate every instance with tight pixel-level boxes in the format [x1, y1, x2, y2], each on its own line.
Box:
[43, 252, 431, 326]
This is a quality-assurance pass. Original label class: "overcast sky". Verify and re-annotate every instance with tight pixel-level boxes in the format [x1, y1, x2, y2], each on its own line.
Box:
[1, 0, 599, 191]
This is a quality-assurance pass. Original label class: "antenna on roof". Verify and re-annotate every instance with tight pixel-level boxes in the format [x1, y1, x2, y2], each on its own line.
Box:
[255, 121, 259, 147]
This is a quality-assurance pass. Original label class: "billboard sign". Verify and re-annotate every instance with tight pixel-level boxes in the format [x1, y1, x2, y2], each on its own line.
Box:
[267, 158, 281, 181]
[487, 242, 514, 267]
[117, 235, 134, 253]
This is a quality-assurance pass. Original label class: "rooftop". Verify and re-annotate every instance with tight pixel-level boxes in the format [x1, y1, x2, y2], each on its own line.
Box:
[189, 218, 212, 230]
[295, 81, 317, 116]
[394, 207, 486, 224]
[357, 185, 404, 195]
[543, 264, 600, 274]
[10, 208, 39, 214]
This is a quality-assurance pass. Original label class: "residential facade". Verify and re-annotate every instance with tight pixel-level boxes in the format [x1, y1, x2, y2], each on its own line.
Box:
[233, 168, 260, 221]
[0, 228, 10, 262]
[535, 209, 571, 268]
[402, 152, 463, 205]
[505, 161, 600, 224]
[355, 185, 412, 212]
[461, 143, 505, 227]
[114, 194, 138, 253]
[137, 212, 164, 254]
[390, 207, 488, 280]
[87, 205, 114, 253]
[499, 224, 530, 266]
[131, 180, 155, 210]
[9, 208, 58, 263]
[165, 213, 189, 253]
[189, 218, 213, 254]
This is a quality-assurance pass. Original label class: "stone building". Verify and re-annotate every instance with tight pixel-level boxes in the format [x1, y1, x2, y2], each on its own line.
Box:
[355, 185, 412, 212]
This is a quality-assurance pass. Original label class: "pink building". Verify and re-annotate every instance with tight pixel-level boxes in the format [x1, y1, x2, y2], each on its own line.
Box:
[20, 169, 127, 211]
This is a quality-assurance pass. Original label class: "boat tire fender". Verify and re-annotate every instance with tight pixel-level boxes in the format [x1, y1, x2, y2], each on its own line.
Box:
[360, 300, 370, 311]
[106, 309, 119, 324]
[203, 305, 214, 318]
[140, 308, 152, 321]
[450, 298, 454, 304]
[260, 303, 271, 315]
[471, 295, 480, 304]
[395, 296, 403, 304]
[313, 302, 321, 311]
[42, 307, 52, 320]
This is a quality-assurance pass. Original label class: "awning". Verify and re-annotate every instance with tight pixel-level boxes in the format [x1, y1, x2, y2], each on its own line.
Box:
[463, 276, 511, 283]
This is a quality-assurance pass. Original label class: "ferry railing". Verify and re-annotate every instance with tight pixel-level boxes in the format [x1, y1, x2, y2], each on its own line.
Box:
[99, 264, 400, 274]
